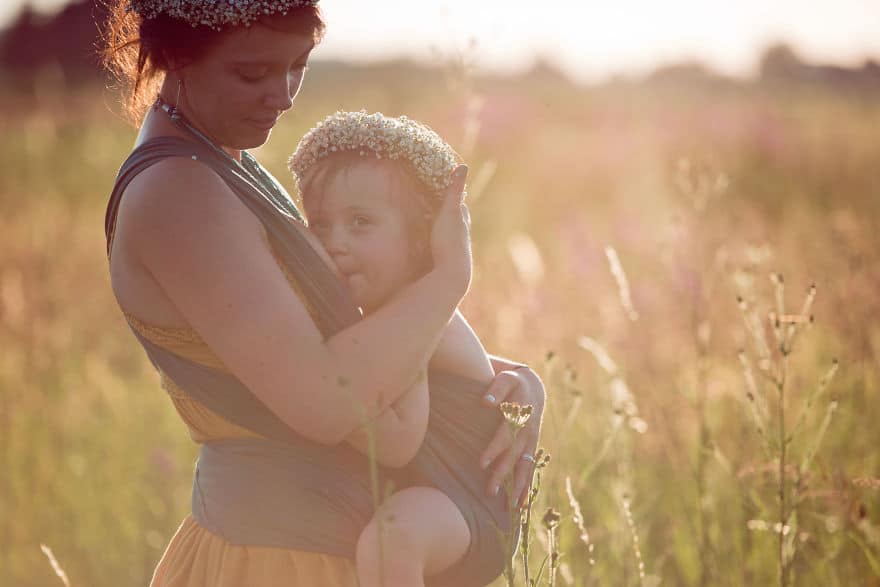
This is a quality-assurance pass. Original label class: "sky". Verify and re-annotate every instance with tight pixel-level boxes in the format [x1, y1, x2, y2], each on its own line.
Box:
[3, 0, 880, 82]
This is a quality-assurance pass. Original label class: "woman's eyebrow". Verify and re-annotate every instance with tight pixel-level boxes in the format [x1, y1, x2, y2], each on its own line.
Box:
[232, 45, 315, 67]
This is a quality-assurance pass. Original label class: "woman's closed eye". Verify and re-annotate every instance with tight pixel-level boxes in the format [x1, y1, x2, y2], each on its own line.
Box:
[238, 63, 308, 84]
[237, 66, 269, 83]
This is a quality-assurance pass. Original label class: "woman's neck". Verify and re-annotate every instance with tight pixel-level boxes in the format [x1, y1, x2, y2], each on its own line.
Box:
[156, 79, 242, 162]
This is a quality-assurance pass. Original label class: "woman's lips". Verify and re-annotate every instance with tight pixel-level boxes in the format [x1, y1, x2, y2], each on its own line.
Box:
[249, 118, 277, 130]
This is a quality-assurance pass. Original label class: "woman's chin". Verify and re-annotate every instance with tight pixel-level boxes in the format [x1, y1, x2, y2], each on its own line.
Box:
[242, 136, 271, 149]
[228, 127, 273, 150]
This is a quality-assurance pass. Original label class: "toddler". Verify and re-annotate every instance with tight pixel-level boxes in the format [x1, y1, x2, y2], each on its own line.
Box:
[290, 111, 506, 587]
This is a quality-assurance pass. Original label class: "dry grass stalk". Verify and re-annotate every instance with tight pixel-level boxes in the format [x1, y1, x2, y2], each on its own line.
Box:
[621, 494, 647, 586]
[40, 544, 71, 587]
[564, 476, 595, 567]
[604, 246, 639, 322]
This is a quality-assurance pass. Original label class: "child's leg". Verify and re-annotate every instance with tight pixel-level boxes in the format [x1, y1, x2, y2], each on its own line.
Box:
[356, 486, 470, 587]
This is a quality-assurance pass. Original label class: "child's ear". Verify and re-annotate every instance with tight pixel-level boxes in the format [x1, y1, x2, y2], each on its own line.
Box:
[446, 164, 468, 200]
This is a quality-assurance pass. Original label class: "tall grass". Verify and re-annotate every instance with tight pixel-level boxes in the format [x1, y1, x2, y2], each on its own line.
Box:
[2, 64, 879, 586]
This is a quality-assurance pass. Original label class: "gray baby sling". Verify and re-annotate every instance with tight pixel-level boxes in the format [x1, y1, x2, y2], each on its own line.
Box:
[105, 136, 514, 586]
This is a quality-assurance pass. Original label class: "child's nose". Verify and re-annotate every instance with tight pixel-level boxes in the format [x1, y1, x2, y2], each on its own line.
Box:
[324, 224, 349, 255]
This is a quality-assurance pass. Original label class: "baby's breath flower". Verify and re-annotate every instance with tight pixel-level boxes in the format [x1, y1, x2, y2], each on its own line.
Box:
[289, 111, 462, 199]
[127, 0, 319, 31]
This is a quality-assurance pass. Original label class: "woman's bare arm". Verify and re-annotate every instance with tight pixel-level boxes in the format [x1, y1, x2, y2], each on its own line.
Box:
[343, 372, 429, 468]
[119, 158, 470, 445]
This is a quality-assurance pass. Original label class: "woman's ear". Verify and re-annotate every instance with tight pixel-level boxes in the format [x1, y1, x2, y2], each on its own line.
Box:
[161, 48, 181, 73]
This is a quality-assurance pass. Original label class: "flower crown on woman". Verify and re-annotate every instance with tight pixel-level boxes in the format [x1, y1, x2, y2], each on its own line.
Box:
[126, 0, 319, 30]
[289, 110, 463, 201]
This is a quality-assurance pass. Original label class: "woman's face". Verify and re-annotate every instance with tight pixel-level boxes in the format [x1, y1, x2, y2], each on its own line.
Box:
[307, 161, 425, 314]
[178, 24, 315, 149]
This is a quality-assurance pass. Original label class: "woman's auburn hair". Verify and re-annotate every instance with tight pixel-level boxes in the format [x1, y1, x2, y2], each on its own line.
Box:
[99, 1, 325, 124]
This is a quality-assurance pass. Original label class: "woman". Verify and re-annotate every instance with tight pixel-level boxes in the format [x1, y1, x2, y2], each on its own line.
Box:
[101, 1, 545, 585]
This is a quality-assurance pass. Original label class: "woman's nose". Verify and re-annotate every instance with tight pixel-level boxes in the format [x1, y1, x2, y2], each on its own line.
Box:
[265, 74, 294, 112]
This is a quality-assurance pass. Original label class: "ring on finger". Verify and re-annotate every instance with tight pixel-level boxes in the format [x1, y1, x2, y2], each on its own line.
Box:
[521, 453, 536, 463]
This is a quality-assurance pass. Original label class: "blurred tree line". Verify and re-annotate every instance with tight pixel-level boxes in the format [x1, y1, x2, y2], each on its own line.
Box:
[2, 0, 880, 95]
[0, 0, 109, 87]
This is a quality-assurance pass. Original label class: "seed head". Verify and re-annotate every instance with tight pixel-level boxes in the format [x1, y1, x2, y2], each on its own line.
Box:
[534, 448, 551, 469]
[500, 401, 533, 428]
[542, 507, 561, 531]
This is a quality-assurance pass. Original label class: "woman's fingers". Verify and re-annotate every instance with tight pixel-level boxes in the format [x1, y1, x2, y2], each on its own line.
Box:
[486, 430, 533, 502]
[480, 365, 546, 503]
[513, 436, 538, 508]
[479, 423, 513, 472]
[482, 369, 521, 407]
[447, 164, 468, 202]
[430, 165, 471, 293]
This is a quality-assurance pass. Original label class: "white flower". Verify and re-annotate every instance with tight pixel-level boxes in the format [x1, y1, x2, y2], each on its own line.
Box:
[289, 110, 462, 199]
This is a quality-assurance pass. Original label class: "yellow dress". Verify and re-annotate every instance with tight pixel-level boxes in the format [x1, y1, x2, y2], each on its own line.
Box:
[120, 243, 359, 587]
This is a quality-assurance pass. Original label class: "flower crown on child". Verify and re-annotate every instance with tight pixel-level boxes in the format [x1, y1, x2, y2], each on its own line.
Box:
[288, 110, 462, 200]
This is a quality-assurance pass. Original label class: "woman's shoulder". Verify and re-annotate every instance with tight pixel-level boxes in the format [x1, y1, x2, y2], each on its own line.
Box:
[108, 147, 270, 331]
[111, 149, 273, 325]
[120, 154, 263, 250]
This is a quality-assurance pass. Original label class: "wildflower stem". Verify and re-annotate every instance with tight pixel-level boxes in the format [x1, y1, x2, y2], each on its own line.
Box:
[778, 352, 788, 587]
[521, 502, 531, 585]
[503, 426, 519, 587]
[788, 359, 839, 444]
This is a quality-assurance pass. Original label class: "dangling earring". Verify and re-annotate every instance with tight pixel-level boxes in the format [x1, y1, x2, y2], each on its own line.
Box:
[169, 78, 183, 120]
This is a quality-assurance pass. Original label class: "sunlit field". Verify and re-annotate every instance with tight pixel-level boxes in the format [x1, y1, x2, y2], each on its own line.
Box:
[2, 60, 879, 586]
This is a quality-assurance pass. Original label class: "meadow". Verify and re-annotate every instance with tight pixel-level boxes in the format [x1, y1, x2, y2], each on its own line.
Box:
[1, 60, 879, 586]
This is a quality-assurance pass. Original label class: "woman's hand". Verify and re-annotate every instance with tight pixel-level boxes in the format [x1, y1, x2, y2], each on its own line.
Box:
[479, 365, 546, 509]
[430, 165, 471, 296]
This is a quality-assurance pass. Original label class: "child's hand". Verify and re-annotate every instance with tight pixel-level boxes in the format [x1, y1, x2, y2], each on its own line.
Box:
[431, 165, 472, 296]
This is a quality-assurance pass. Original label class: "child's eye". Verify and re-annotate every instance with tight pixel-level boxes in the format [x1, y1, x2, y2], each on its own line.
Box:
[309, 219, 329, 231]
[351, 215, 371, 228]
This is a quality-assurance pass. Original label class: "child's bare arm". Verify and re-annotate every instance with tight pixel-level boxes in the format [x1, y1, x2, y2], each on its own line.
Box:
[344, 372, 429, 468]
[345, 307, 489, 466]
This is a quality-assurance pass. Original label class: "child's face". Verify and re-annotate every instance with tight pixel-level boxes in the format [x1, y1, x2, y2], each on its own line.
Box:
[307, 160, 421, 314]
